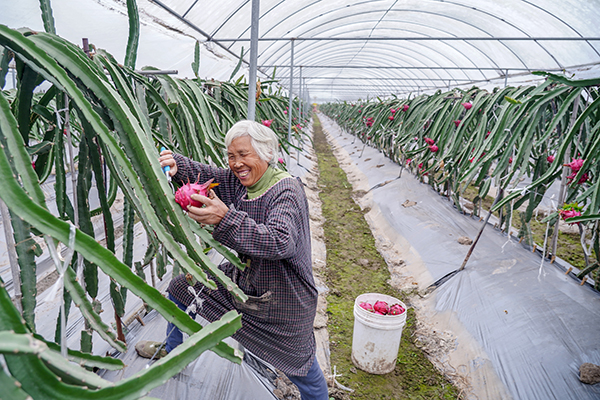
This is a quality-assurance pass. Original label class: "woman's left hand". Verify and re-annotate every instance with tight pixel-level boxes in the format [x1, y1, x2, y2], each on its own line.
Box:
[187, 190, 229, 225]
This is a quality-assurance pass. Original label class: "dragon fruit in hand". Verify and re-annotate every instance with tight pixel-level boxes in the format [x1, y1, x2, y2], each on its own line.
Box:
[175, 178, 219, 209]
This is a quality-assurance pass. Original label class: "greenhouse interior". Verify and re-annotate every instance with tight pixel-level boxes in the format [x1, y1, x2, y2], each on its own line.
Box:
[1, 1, 600, 399]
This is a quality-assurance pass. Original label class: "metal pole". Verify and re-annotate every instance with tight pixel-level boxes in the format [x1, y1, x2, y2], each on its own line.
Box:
[247, 0, 260, 121]
[298, 66, 303, 121]
[287, 39, 295, 165]
[504, 69, 508, 87]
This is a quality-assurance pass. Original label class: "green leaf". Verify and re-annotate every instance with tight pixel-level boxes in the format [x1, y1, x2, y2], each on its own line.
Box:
[229, 46, 244, 82]
[124, 0, 140, 69]
[0, 368, 30, 400]
[532, 71, 600, 87]
[192, 40, 200, 78]
[38, 0, 56, 34]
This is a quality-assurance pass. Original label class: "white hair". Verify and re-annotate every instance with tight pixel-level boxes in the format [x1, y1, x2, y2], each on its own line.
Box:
[224, 120, 279, 167]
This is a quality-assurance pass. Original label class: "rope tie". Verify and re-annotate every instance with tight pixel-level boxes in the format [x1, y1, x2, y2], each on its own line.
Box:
[42, 223, 77, 357]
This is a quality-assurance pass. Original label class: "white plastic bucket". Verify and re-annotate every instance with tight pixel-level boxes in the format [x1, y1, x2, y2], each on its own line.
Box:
[351, 293, 407, 374]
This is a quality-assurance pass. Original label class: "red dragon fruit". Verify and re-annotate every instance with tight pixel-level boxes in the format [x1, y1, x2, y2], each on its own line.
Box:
[359, 300, 405, 316]
[373, 301, 390, 315]
[175, 178, 219, 209]
[389, 304, 406, 315]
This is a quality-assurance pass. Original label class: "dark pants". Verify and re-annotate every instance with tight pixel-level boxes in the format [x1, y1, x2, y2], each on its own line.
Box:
[164, 293, 195, 353]
[286, 356, 329, 400]
[165, 294, 329, 399]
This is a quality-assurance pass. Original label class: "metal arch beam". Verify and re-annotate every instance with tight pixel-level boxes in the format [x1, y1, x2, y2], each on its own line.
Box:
[239, 7, 533, 71]
[215, 37, 600, 42]
[256, 21, 510, 89]
[148, 0, 272, 78]
[439, 0, 563, 68]
[270, 41, 482, 90]
[288, 50, 450, 93]
[206, 0, 250, 40]
[276, 42, 428, 93]
[282, 48, 426, 92]
[276, 77, 480, 82]
[253, 15, 525, 83]
[521, 0, 600, 57]
[262, 65, 558, 71]
[274, 38, 493, 83]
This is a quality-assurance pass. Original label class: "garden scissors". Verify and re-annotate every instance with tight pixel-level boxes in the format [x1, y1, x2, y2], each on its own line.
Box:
[160, 146, 175, 194]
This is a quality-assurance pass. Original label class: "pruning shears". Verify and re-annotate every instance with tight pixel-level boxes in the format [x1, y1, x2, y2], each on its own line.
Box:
[160, 146, 175, 194]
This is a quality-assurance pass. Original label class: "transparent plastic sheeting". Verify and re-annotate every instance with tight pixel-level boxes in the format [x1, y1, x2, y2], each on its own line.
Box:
[0, 0, 244, 88]
[3, 1, 600, 101]
[100, 311, 279, 400]
[319, 114, 600, 400]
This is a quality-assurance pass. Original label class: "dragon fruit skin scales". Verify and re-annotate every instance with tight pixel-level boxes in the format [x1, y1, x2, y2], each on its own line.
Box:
[174, 178, 218, 209]
[373, 300, 390, 314]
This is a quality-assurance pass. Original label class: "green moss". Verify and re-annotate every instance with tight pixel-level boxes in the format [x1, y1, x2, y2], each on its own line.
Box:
[313, 116, 458, 399]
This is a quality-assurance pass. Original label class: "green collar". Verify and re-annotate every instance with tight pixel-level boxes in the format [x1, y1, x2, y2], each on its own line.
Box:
[247, 166, 292, 199]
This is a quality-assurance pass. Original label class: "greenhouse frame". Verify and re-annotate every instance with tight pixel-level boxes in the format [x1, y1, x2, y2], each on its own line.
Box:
[1, 1, 600, 399]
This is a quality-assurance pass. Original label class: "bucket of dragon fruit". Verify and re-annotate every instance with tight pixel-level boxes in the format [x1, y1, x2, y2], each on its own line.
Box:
[351, 293, 407, 374]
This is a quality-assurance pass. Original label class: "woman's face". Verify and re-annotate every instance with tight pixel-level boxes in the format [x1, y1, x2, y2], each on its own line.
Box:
[227, 136, 269, 187]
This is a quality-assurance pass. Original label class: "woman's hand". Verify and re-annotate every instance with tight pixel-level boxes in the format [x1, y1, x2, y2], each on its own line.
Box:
[159, 149, 177, 177]
[187, 190, 229, 226]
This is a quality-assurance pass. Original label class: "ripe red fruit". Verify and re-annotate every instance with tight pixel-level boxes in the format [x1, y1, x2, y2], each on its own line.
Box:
[388, 116, 394, 121]
[462, 102, 472, 110]
[175, 178, 219, 209]
[429, 145, 439, 153]
[389, 304, 405, 315]
[373, 301, 390, 315]
[454, 120, 461, 127]
[424, 137, 435, 145]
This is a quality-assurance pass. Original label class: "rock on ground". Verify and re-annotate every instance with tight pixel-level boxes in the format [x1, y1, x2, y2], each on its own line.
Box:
[579, 363, 600, 384]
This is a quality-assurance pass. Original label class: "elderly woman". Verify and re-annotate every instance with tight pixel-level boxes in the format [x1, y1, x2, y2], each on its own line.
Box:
[153, 120, 328, 399]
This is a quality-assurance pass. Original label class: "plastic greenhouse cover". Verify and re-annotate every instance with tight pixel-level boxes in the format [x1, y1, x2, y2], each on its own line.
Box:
[318, 114, 600, 400]
[2, 0, 600, 101]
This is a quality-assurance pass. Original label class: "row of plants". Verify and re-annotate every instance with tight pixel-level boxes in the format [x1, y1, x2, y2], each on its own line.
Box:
[0, 0, 307, 397]
[319, 76, 600, 289]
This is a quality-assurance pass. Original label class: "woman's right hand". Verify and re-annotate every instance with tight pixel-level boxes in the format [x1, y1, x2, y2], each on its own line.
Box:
[159, 149, 177, 177]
